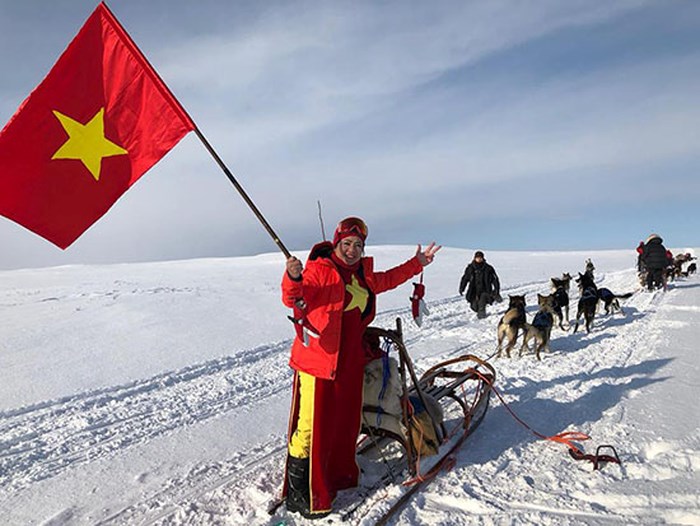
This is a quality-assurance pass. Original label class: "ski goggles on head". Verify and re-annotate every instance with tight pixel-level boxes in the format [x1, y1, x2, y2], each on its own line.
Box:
[333, 216, 368, 244]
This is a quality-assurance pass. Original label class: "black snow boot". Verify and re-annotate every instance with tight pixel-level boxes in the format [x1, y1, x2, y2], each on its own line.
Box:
[286, 455, 311, 516]
[286, 455, 330, 519]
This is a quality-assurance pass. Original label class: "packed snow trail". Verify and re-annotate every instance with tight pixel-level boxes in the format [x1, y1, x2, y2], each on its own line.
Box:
[0, 341, 290, 493]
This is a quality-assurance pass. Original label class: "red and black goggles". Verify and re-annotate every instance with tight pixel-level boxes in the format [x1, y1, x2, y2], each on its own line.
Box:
[335, 217, 368, 239]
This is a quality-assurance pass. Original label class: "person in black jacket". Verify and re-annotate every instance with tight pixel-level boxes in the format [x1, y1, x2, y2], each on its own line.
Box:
[459, 251, 502, 318]
[641, 233, 668, 291]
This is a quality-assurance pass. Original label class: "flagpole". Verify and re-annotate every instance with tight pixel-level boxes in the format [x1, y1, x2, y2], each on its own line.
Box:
[193, 127, 292, 259]
[317, 200, 327, 241]
[99, 2, 292, 260]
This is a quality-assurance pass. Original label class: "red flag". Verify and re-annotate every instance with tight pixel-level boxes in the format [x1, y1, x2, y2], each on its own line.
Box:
[0, 3, 195, 249]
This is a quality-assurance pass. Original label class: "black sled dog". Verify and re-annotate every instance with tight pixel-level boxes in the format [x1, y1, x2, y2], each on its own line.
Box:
[496, 295, 527, 358]
[550, 273, 572, 330]
[520, 294, 555, 360]
[584, 258, 595, 275]
[597, 288, 633, 315]
[574, 271, 598, 333]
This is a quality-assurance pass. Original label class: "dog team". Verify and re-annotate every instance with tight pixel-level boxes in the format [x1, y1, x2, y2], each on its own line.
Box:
[458, 237, 696, 362]
[636, 234, 696, 291]
[492, 262, 633, 361]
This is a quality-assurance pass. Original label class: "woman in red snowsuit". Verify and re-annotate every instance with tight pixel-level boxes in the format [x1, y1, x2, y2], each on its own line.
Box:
[280, 217, 440, 518]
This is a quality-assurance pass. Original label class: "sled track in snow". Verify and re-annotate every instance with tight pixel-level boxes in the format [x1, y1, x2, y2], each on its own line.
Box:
[0, 340, 293, 493]
[96, 435, 288, 526]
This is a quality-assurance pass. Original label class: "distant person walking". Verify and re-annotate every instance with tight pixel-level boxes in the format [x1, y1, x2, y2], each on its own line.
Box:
[636, 241, 645, 273]
[459, 251, 502, 318]
[641, 233, 668, 291]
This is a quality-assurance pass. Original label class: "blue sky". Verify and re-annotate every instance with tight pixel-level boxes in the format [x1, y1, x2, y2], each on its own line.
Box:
[0, 1, 699, 269]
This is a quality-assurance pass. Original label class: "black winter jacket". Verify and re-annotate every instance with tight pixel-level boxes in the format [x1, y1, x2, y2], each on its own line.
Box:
[459, 262, 500, 303]
[642, 237, 668, 270]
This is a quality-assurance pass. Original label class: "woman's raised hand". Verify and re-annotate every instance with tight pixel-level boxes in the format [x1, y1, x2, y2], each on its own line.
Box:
[415, 242, 441, 266]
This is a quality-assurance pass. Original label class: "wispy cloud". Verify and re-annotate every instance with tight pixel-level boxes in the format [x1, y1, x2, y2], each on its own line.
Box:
[158, 1, 649, 155]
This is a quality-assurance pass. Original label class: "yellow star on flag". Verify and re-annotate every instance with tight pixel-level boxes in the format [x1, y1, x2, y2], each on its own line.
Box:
[51, 108, 128, 181]
[345, 275, 369, 313]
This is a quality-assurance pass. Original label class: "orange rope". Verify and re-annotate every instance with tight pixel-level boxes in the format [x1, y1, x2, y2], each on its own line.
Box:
[403, 361, 597, 487]
[399, 359, 612, 492]
[403, 449, 455, 487]
[471, 369, 590, 456]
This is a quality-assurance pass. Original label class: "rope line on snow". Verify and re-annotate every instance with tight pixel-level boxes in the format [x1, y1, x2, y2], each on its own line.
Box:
[471, 369, 621, 470]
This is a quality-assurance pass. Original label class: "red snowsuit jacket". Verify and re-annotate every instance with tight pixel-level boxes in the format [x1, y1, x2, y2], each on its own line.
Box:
[281, 242, 423, 380]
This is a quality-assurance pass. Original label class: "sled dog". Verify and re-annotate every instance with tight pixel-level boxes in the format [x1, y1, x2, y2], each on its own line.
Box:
[551, 273, 572, 292]
[496, 295, 527, 359]
[550, 273, 572, 330]
[598, 288, 633, 315]
[520, 294, 555, 360]
[584, 258, 595, 276]
[574, 271, 598, 333]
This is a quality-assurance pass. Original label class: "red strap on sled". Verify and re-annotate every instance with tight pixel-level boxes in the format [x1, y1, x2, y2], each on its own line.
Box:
[403, 453, 457, 487]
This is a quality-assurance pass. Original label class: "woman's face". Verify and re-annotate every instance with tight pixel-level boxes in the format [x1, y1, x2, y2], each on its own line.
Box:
[334, 236, 364, 266]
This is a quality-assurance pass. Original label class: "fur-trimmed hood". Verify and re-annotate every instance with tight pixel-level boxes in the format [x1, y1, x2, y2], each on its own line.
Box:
[646, 233, 663, 244]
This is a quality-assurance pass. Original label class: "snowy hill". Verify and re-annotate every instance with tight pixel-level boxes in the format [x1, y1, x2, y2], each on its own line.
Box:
[0, 247, 698, 525]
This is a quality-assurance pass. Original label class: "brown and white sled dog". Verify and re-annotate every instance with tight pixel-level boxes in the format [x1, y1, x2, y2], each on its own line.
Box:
[550, 273, 572, 329]
[551, 273, 572, 292]
[496, 295, 527, 358]
[520, 294, 556, 360]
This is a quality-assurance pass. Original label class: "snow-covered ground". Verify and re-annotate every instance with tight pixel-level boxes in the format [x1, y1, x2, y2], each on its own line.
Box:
[0, 246, 698, 525]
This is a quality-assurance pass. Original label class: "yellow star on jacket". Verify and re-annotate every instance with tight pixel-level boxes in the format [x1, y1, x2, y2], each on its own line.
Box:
[51, 108, 128, 181]
[345, 275, 369, 313]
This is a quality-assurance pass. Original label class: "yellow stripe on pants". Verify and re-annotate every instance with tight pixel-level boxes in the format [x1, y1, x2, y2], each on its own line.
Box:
[288, 371, 315, 459]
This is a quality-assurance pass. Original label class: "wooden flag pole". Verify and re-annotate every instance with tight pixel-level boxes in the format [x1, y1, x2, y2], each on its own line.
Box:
[193, 127, 292, 259]
[317, 200, 327, 241]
